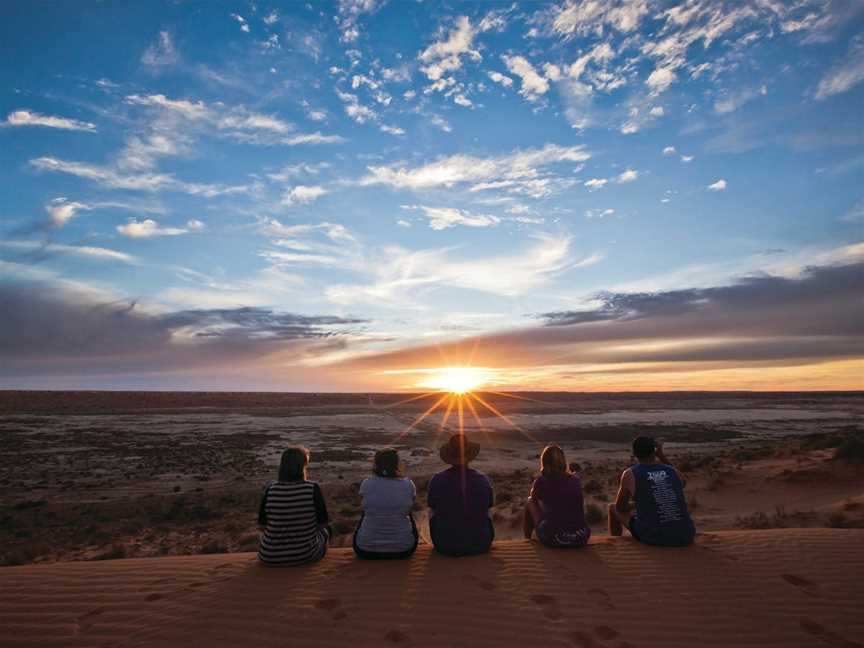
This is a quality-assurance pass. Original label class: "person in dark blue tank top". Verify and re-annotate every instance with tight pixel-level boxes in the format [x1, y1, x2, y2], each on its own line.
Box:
[608, 436, 695, 547]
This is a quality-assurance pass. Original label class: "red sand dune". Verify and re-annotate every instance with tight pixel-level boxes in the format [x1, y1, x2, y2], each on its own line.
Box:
[2, 529, 863, 648]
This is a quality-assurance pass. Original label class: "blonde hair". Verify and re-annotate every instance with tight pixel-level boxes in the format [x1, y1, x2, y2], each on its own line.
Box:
[540, 445, 570, 479]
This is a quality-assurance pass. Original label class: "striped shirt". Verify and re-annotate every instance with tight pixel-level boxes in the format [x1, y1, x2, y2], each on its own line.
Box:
[258, 480, 330, 566]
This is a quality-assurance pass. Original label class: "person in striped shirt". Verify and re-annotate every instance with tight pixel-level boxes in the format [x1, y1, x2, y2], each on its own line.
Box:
[257, 446, 331, 566]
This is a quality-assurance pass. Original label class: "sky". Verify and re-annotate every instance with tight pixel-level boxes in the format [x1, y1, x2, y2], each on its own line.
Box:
[1, 0, 862, 392]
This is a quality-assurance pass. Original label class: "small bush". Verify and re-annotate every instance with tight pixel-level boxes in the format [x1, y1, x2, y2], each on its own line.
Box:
[827, 512, 850, 528]
[585, 502, 604, 525]
[331, 521, 353, 535]
[200, 540, 227, 554]
[833, 436, 864, 461]
[583, 479, 603, 495]
[95, 544, 126, 560]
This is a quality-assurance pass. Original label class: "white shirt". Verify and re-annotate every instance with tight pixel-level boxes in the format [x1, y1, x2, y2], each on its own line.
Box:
[355, 475, 416, 553]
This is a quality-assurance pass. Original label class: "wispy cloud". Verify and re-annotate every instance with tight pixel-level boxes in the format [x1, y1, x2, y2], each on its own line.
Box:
[815, 35, 864, 99]
[402, 205, 500, 230]
[46, 198, 91, 227]
[359, 143, 590, 198]
[4, 110, 96, 132]
[502, 55, 549, 101]
[707, 179, 727, 191]
[141, 30, 179, 67]
[117, 218, 204, 238]
[281, 185, 327, 206]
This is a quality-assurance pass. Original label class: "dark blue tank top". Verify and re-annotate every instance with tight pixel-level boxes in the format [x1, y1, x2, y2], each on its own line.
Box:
[631, 463, 695, 546]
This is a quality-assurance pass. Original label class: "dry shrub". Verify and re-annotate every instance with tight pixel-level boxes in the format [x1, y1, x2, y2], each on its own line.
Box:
[585, 502, 604, 525]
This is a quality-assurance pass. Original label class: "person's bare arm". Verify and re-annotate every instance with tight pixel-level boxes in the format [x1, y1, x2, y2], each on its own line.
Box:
[614, 469, 634, 514]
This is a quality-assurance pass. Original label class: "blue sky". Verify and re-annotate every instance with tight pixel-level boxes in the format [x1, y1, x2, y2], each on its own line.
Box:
[1, 0, 862, 391]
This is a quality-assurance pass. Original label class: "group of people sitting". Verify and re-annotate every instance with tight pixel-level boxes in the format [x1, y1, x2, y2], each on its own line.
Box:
[257, 433, 696, 566]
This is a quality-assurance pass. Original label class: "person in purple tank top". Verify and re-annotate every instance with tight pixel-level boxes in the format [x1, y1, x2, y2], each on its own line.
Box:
[608, 436, 695, 547]
[523, 445, 591, 548]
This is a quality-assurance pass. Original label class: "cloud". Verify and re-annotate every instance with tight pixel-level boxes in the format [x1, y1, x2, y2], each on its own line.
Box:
[0, 241, 135, 264]
[46, 198, 91, 227]
[615, 168, 639, 183]
[31, 156, 249, 196]
[419, 15, 481, 81]
[230, 13, 250, 33]
[403, 205, 501, 230]
[359, 143, 590, 197]
[141, 30, 179, 67]
[586, 208, 615, 219]
[124, 94, 343, 146]
[681, 155, 694, 163]
[714, 85, 767, 114]
[336, 90, 378, 124]
[502, 55, 549, 101]
[333, 260, 864, 383]
[646, 67, 676, 94]
[663, 146, 677, 156]
[117, 218, 202, 238]
[0, 279, 367, 379]
[337, 0, 384, 42]
[707, 179, 727, 191]
[380, 124, 406, 136]
[584, 178, 608, 190]
[325, 231, 592, 304]
[4, 110, 96, 132]
[281, 185, 328, 206]
[815, 36, 864, 99]
[550, 0, 650, 36]
[487, 70, 513, 87]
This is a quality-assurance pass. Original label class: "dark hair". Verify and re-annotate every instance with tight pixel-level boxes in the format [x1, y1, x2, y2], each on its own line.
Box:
[632, 436, 656, 460]
[278, 446, 310, 481]
[540, 445, 570, 478]
[373, 448, 401, 478]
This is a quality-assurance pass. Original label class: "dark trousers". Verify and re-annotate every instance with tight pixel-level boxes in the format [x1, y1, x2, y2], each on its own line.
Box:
[429, 517, 494, 557]
[352, 514, 419, 560]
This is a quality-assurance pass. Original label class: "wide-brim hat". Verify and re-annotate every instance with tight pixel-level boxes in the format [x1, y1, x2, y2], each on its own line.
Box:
[439, 434, 480, 466]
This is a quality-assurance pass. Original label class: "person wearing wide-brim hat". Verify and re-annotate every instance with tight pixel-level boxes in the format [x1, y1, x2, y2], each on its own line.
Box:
[427, 434, 495, 556]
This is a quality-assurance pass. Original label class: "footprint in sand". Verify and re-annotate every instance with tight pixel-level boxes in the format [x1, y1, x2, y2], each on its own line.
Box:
[569, 630, 598, 648]
[463, 574, 497, 591]
[593, 626, 620, 641]
[783, 574, 821, 598]
[384, 629, 410, 644]
[587, 588, 615, 610]
[800, 619, 863, 648]
[530, 594, 563, 620]
[314, 598, 348, 621]
[76, 607, 106, 632]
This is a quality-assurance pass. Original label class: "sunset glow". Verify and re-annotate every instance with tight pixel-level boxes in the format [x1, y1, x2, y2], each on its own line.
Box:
[420, 368, 489, 394]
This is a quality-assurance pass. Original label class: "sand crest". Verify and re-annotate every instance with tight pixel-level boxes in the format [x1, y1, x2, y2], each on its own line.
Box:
[1, 529, 862, 648]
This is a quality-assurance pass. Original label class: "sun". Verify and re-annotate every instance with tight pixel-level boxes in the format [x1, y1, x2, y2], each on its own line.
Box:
[422, 367, 488, 394]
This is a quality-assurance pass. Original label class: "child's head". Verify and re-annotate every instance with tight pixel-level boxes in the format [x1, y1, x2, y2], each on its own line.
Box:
[373, 448, 401, 478]
[540, 444, 570, 478]
[278, 446, 310, 481]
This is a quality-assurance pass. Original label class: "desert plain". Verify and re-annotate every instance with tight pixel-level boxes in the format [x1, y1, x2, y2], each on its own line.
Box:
[1, 390, 862, 647]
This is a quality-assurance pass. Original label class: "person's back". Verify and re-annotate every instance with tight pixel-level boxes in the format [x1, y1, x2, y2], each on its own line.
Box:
[354, 473, 417, 557]
[630, 462, 694, 546]
[531, 473, 590, 545]
[428, 434, 494, 556]
[258, 447, 330, 566]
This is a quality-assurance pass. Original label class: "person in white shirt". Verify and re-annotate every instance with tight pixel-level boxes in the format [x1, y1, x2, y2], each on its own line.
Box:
[353, 449, 418, 559]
